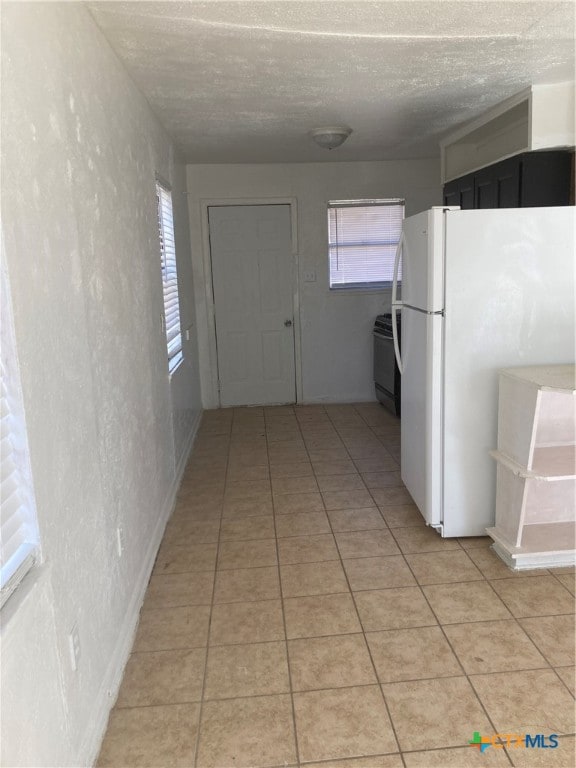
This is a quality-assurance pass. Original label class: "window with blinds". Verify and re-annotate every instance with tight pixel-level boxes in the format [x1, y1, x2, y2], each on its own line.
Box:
[328, 199, 405, 289]
[1, 268, 40, 609]
[156, 182, 183, 373]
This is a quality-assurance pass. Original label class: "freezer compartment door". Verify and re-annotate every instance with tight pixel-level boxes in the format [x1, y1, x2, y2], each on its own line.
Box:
[402, 208, 445, 313]
[400, 308, 444, 526]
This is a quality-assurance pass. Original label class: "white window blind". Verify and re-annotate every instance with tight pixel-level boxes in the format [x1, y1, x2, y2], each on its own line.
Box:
[328, 199, 404, 289]
[156, 182, 183, 372]
[1, 255, 40, 609]
[1, 362, 38, 608]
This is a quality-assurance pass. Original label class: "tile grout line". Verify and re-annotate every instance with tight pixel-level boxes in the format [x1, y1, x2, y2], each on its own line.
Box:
[290, 405, 349, 767]
[503, 615, 562, 676]
[391, 531, 515, 765]
[190, 413, 231, 768]
[266, 406, 303, 768]
[307, 403, 407, 767]
[354, 406, 509, 760]
[202, 668, 576, 705]
[342, 404, 410, 768]
[352, 405, 410, 765]
[110, 667, 576, 715]
[479, 572, 576, 699]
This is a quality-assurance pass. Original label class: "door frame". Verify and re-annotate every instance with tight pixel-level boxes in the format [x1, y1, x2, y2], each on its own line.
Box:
[200, 197, 302, 408]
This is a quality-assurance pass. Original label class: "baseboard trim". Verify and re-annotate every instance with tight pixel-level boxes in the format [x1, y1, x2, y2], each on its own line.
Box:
[299, 396, 379, 405]
[174, 410, 202, 488]
[81, 410, 202, 767]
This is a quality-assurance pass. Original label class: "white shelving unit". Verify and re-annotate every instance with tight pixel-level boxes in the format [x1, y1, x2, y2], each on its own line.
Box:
[487, 365, 576, 570]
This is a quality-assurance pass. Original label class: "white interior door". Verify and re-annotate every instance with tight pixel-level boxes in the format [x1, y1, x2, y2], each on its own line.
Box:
[208, 204, 296, 407]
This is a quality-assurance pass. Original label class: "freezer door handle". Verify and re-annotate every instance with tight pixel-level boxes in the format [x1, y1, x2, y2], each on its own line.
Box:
[391, 232, 404, 310]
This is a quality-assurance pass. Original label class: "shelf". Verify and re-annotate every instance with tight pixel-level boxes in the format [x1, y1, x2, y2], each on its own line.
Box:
[521, 521, 576, 552]
[531, 446, 576, 479]
[491, 448, 576, 481]
[488, 364, 576, 570]
[496, 366, 575, 470]
[487, 522, 576, 570]
[501, 365, 576, 393]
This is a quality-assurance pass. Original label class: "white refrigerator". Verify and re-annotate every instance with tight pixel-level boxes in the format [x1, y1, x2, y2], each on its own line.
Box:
[391, 206, 575, 537]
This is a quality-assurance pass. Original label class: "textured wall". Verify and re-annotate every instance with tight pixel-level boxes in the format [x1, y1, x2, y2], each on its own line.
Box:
[186, 159, 441, 406]
[0, 3, 201, 765]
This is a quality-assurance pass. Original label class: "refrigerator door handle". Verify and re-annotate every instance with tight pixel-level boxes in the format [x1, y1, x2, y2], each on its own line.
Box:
[391, 232, 404, 374]
[391, 305, 403, 375]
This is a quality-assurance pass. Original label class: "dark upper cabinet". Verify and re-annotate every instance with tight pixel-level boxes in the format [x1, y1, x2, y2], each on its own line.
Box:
[521, 152, 574, 207]
[443, 172, 475, 209]
[474, 156, 520, 209]
[443, 150, 574, 209]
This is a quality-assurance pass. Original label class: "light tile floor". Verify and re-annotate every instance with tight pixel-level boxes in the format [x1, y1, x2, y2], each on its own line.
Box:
[98, 403, 576, 768]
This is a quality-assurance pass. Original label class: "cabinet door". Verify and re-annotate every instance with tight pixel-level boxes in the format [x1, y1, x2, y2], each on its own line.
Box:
[444, 151, 573, 211]
[443, 172, 474, 209]
[443, 181, 459, 208]
[459, 177, 475, 209]
[494, 157, 521, 208]
[475, 157, 520, 208]
[521, 151, 573, 207]
[474, 171, 497, 208]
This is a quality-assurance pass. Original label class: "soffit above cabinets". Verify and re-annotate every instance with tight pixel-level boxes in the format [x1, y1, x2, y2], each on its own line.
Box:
[441, 83, 576, 182]
[88, 1, 576, 163]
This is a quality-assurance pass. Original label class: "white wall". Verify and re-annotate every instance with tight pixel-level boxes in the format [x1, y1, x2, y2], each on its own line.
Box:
[186, 160, 441, 407]
[0, 4, 201, 766]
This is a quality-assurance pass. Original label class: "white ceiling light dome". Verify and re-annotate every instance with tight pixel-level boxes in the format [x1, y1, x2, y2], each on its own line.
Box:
[310, 126, 352, 150]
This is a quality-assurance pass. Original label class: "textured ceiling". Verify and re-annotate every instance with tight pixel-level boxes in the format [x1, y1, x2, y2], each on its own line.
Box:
[88, 1, 576, 163]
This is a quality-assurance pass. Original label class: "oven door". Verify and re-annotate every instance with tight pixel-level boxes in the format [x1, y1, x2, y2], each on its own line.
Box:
[374, 331, 396, 396]
[373, 330, 400, 416]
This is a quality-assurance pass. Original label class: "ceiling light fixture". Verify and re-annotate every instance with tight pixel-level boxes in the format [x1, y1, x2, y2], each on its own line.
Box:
[310, 126, 352, 150]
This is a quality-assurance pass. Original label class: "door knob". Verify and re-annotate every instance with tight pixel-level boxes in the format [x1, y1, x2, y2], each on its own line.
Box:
[284, 319, 293, 327]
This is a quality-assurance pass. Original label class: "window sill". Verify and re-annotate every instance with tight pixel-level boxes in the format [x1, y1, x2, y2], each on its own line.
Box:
[329, 286, 394, 295]
[0, 558, 47, 633]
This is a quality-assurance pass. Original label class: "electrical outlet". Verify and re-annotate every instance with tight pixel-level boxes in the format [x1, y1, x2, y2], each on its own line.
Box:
[303, 270, 317, 283]
[68, 624, 81, 672]
[116, 526, 124, 557]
